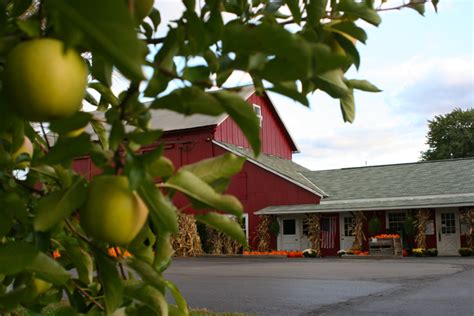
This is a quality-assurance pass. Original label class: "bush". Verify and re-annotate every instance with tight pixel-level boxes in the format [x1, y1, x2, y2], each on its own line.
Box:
[426, 248, 438, 257]
[303, 249, 318, 258]
[458, 248, 473, 257]
[368, 217, 382, 236]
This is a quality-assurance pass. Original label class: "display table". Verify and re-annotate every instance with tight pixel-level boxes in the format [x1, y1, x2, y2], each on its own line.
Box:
[369, 238, 402, 256]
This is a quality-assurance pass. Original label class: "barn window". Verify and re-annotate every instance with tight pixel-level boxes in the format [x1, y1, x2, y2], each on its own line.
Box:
[386, 211, 406, 233]
[253, 104, 263, 127]
[283, 219, 296, 235]
[344, 216, 354, 237]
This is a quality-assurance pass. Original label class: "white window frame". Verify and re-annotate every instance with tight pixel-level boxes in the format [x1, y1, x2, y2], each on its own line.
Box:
[228, 213, 249, 241]
[253, 104, 263, 127]
[385, 210, 407, 232]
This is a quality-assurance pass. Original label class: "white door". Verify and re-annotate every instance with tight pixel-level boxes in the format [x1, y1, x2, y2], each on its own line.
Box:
[280, 218, 300, 250]
[340, 213, 355, 250]
[435, 208, 461, 256]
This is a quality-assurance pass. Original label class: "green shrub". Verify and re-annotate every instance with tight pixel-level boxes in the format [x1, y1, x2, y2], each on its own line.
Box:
[458, 248, 473, 256]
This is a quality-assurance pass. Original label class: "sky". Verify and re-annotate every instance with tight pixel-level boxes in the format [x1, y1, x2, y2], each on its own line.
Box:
[153, 0, 474, 171]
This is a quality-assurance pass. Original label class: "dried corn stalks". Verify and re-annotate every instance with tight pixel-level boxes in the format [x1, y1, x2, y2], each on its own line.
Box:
[206, 220, 242, 254]
[351, 212, 366, 251]
[171, 212, 204, 257]
[305, 214, 321, 256]
[415, 209, 431, 249]
[460, 208, 474, 249]
[255, 215, 271, 252]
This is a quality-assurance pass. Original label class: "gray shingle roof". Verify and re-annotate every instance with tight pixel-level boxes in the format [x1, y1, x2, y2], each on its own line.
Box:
[256, 158, 474, 214]
[214, 141, 326, 197]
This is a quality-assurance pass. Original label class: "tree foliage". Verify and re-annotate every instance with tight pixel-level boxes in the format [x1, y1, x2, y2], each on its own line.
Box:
[421, 108, 474, 161]
[0, 0, 437, 314]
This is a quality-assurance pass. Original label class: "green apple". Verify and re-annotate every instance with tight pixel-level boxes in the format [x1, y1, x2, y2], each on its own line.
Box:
[80, 175, 149, 245]
[10, 136, 33, 169]
[3, 38, 88, 122]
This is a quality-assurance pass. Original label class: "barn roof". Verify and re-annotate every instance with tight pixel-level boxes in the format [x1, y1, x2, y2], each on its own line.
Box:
[256, 157, 474, 214]
[214, 141, 326, 197]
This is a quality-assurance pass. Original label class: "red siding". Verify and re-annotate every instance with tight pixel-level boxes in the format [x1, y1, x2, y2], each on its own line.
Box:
[214, 93, 295, 160]
[213, 144, 320, 249]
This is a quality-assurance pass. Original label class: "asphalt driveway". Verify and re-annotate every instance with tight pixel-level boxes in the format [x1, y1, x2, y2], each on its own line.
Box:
[164, 257, 474, 315]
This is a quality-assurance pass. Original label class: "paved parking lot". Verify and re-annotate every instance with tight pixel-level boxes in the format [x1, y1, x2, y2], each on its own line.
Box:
[164, 257, 474, 315]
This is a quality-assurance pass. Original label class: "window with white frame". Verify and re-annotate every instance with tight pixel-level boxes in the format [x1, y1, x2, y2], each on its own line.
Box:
[386, 211, 406, 232]
[228, 214, 249, 241]
[253, 104, 263, 127]
[344, 216, 354, 237]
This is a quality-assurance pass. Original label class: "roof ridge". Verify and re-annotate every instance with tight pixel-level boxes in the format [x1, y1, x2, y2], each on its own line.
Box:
[308, 157, 474, 172]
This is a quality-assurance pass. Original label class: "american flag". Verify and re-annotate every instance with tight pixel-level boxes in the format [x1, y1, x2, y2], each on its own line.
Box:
[321, 216, 337, 249]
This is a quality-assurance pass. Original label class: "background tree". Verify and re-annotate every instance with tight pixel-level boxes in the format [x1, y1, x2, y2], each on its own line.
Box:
[0, 0, 438, 314]
[421, 108, 474, 161]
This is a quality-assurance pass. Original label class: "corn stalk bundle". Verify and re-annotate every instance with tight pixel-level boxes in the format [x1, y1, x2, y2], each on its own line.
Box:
[171, 212, 204, 257]
[351, 211, 366, 251]
[460, 208, 474, 249]
[255, 215, 271, 252]
[415, 209, 431, 249]
[304, 213, 321, 256]
[206, 223, 241, 254]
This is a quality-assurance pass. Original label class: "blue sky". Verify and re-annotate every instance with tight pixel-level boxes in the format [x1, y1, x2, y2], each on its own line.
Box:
[152, 1, 473, 170]
[271, 0, 473, 170]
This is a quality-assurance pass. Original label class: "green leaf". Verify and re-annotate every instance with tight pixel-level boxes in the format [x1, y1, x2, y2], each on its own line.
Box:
[327, 21, 368, 44]
[90, 117, 109, 150]
[127, 130, 163, 146]
[285, 0, 302, 24]
[196, 212, 247, 247]
[151, 87, 224, 116]
[127, 258, 166, 291]
[26, 252, 70, 285]
[34, 177, 87, 232]
[40, 133, 93, 165]
[182, 66, 211, 86]
[307, 0, 328, 26]
[312, 43, 351, 74]
[340, 90, 355, 123]
[138, 181, 178, 234]
[337, 0, 381, 26]
[91, 54, 113, 87]
[432, 0, 439, 13]
[62, 240, 93, 285]
[95, 250, 123, 313]
[347, 79, 382, 92]
[269, 82, 309, 107]
[315, 69, 350, 98]
[164, 170, 243, 217]
[153, 232, 173, 273]
[164, 280, 189, 315]
[89, 82, 119, 107]
[47, 0, 146, 81]
[0, 208, 12, 237]
[149, 8, 161, 31]
[124, 282, 168, 315]
[408, 1, 425, 16]
[212, 91, 261, 156]
[182, 153, 245, 193]
[334, 33, 360, 69]
[49, 112, 93, 135]
[0, 242, 38, 275]
[146, 155, 175, 178]
[222, 23, 312, 75]
[16, 19, 41, 37]
[10, 0, 32, 17]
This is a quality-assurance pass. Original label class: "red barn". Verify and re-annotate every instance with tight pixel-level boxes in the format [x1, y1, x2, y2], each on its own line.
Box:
[73, 86, 323, 250]
[73, 86, 474, 256]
